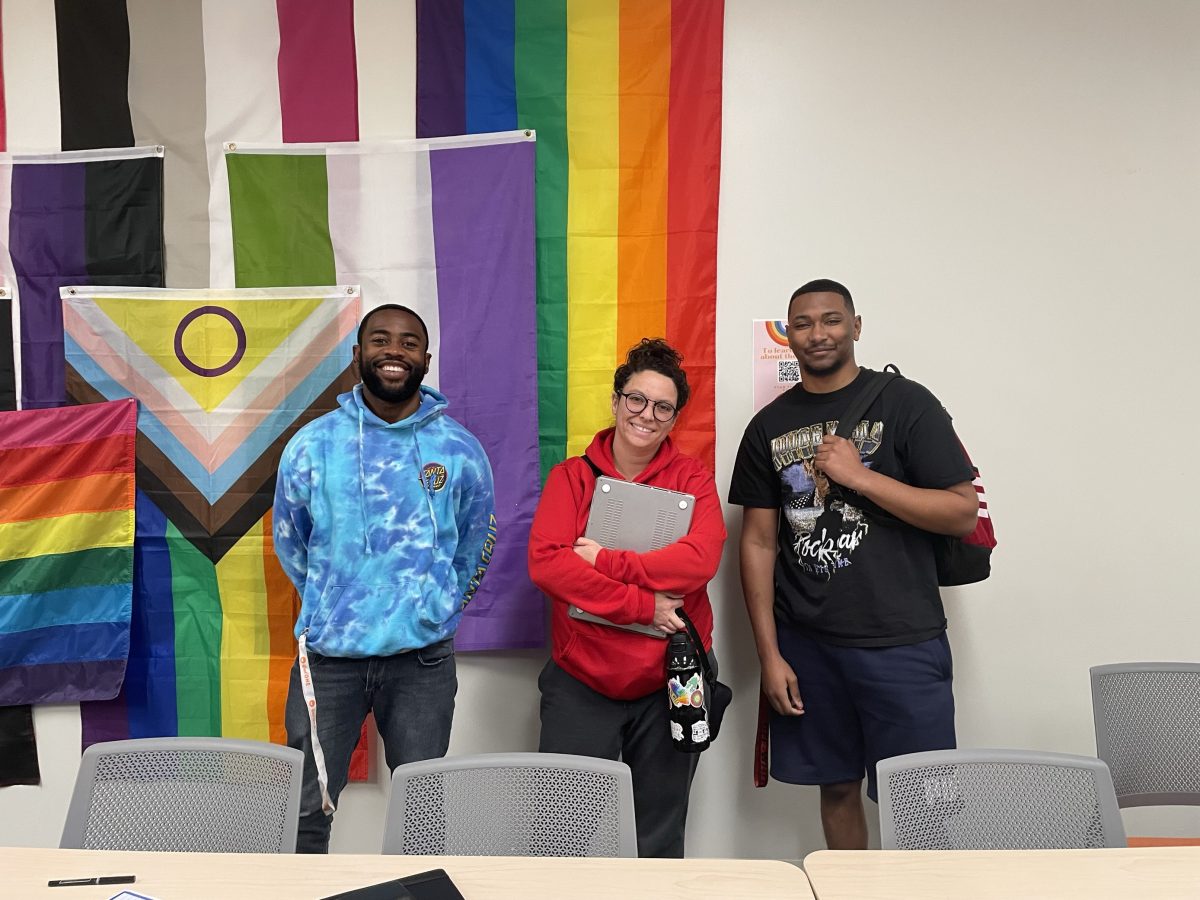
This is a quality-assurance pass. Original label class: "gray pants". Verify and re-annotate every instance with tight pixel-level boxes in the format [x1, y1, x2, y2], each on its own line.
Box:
[537, 659, 702, 858]
[284, 639, 457, 853]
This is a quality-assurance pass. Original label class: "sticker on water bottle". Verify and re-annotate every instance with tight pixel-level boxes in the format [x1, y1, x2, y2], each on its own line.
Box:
[671, 721, 684, 741]
[668, 673, 705, 708]
[691, 720, 710, 743]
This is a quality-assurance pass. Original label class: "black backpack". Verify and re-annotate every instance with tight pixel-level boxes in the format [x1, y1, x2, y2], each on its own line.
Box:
[832, 365, 994, 586]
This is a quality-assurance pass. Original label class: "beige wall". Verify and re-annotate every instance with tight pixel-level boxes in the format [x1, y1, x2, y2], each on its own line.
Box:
[5, 0, 1200, 856]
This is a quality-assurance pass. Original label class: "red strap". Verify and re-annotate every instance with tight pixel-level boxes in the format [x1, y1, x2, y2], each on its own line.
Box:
[754, 687, 770, 788]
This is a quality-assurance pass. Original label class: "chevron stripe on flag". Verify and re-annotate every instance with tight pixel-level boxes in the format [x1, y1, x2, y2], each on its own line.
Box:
[62, 285, 359, 748]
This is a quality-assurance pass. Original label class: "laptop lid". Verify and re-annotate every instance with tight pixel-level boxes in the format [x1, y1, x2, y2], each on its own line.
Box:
[568, 477, 695, 639]
[584, 476, 695, 552]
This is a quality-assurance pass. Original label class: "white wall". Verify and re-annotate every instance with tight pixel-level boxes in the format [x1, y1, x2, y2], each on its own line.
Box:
[5, 0, 1200, 857]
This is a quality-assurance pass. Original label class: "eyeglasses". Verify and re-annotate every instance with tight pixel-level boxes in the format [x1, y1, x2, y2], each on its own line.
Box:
[617, 390, 678, 422]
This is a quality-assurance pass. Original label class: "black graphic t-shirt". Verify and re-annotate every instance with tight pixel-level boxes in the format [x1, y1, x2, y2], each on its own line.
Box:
[728, 368, 973, 647]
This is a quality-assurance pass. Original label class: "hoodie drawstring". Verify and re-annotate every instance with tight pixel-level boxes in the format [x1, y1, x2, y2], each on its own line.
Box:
[414, 427, 440, 549]
[354, 387, 440, 552]
[358, 406, 370, 555]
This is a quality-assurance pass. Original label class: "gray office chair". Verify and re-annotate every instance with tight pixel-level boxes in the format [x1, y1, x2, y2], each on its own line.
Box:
[877, 748, 1126, 850]
[1091, 662, 1200, 846]
[1090, 662, 1200, 807]
[382, 752, 638, 857]
[61, 737, 303, 852]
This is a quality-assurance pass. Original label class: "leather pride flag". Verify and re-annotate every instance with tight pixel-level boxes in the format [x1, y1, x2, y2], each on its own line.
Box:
[62, 286, 358, 749]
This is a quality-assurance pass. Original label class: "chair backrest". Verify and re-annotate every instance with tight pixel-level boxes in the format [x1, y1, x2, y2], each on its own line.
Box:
[877, 748, 1127, 850]
[1091, 662, 1200, 808]
[382, 752, 638, 857]
[61, 737, 303, 853]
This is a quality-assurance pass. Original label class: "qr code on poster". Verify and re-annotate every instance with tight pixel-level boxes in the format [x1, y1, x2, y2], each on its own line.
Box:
[777, 359, 800, 383]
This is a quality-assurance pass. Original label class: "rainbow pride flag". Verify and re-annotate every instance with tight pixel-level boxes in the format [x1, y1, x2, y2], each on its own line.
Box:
[215, 132, 543, 651]
[416, 0, 724, 474]
[0, 399, 136, 706]
[63, 287, 358, 746]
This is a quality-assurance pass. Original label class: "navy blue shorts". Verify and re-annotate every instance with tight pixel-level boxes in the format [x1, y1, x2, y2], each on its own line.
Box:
[769, 623, 956, 801]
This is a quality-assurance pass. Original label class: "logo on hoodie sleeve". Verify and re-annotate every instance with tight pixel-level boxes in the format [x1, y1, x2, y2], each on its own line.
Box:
[463, 513, 499, 607]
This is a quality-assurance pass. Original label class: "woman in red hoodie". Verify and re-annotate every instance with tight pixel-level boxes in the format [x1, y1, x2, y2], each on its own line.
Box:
[528, 338, 727, 857]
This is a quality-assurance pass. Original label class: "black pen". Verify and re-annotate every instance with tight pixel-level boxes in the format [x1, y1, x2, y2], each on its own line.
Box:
[48, 875, 136, 887]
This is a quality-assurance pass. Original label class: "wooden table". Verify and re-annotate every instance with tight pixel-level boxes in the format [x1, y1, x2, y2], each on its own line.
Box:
[803, 847, 1200, 899]
[3, 847, 813, 899]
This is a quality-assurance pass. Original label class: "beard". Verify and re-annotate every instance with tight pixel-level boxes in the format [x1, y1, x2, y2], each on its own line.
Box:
[359, 357, 427, 404]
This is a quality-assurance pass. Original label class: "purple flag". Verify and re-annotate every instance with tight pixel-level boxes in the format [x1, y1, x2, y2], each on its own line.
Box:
[222, 132, 544, 651]
[1, 148, 164, 409]
[431, 140, 541, 649]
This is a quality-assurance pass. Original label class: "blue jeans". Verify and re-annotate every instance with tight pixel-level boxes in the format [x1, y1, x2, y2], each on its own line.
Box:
[284, 638, 457, 853]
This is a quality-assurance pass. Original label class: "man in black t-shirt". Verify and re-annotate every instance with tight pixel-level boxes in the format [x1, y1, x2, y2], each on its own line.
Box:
[729, 279, 977, 850]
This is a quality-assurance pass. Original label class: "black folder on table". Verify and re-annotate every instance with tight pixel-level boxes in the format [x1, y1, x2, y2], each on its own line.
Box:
[319, 868, 465, 900]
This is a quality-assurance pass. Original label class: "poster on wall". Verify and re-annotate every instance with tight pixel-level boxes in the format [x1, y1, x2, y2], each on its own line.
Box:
[752, 319, 799, 411]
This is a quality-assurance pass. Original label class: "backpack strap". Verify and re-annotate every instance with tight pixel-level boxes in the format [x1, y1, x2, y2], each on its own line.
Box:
[827, 366, 902, 516]
[834, 366, 901, 440]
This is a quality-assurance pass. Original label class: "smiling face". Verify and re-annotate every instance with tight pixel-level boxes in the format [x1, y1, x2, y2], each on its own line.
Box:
[611, 369, 679, 460]
[786, 290, 861, 382]
[353, 308, 431, 420]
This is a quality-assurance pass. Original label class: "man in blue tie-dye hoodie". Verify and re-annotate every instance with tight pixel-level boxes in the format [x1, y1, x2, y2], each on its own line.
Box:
[273, 304, 496, 854]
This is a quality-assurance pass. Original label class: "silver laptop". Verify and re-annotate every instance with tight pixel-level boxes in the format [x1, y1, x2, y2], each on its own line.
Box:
[568, 476, 695, 639]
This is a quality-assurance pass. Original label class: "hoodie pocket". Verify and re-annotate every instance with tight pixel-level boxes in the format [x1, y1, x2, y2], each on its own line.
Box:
[416, 560, 459, 629]
[306, 584, 345, 635]
[318, 582, 406, 632]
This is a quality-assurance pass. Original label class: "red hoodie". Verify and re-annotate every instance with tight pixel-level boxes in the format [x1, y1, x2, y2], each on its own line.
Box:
[528, 429, 726, 700]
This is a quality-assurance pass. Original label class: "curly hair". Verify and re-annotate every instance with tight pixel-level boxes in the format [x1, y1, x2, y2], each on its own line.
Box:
[613, 338, 690, 412]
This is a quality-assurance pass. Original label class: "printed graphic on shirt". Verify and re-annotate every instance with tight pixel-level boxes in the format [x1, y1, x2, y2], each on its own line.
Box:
[770, 418, 884, 579]
[421, 462, 448, 492]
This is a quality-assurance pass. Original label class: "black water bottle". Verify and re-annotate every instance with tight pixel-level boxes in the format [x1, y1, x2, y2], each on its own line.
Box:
[667, 629, 710, 753]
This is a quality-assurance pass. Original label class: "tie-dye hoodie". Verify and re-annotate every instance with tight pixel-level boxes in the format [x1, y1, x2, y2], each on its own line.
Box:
[273, 384, 496, 657]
